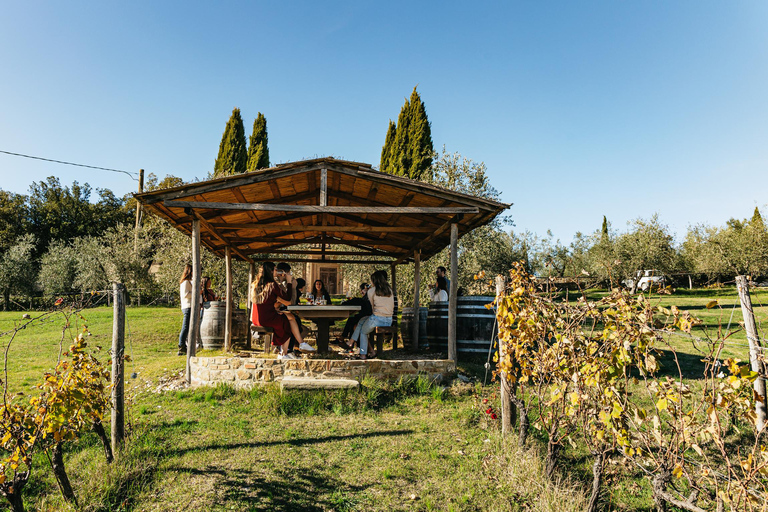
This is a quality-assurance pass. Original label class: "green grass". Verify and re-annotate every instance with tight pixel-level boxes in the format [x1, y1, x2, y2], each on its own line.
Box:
[2, 286, 764, 511]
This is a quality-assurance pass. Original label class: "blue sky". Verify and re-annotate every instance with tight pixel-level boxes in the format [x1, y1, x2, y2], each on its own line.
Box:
[1, 1, 767, 244]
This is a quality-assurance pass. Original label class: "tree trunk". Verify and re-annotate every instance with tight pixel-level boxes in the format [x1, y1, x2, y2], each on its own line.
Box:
[3, 289, 9, 312]
[587, 452, 605, 512]
[51, 443, 78, 507]
[1, 471, 29, 512]
[652, 466, 670, 512]
[545, 440, 560, 481]
[93, 420, 113, 463]
[511, 395, 528, 446]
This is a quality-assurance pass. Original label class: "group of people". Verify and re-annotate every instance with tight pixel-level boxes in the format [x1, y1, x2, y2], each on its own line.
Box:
[250, 261, 318, 360]
[177, 261, 446, 361]
[177, 264, 219, 355]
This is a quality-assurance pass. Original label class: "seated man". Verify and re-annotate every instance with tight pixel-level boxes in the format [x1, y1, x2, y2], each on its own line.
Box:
[336, 282, 372, 351]
[281, 270, 314, 353]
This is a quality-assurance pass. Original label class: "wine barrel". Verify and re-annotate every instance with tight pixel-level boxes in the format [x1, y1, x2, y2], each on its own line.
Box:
[426, 301, 449, 351]
[456, 296, 495, 354]
[401, 306, 428, 349]
[200, 301, 247, 350]
[426, 297, 496, 355]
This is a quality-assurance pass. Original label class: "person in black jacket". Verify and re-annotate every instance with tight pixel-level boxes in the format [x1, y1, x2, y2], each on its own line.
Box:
[335, 283, 372, 351]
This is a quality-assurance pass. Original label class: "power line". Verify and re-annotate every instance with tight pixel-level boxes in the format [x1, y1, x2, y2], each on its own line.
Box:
[0, 149, 139, 181]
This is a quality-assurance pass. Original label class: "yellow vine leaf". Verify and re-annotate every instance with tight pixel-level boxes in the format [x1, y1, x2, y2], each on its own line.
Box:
[705, 300, 719, 309]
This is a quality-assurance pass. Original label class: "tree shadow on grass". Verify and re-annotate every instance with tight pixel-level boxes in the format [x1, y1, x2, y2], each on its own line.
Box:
[655, 348, 711, 380]
[169, 465, 360, 511]
[164, 429, 414, 459]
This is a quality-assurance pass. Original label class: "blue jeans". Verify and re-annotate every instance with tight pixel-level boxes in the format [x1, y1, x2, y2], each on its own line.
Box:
[351, 315, 392, 356]
[179, 308, 191, 349]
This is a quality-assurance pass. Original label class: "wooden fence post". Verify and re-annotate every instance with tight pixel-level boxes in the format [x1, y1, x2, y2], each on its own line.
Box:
[111, 282, 125, 454]
[736, 275, 767, 431]
[496, 275, 516, 435]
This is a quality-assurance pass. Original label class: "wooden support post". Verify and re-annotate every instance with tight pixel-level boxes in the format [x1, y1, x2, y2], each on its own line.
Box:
[736, 275, 767, 431]
[497, 275, 516, 435]
[111, 282, 125, 454]
[688, 274, 693, 290]
[390, 263, 398, 349]
[134, 169, 144, 254]
[247, 262, 255, 347]
[187, 220, 201, 383]
[412, 250, 421, 351]
[225, 246, 233, 352]
[448, 223, 459, 361]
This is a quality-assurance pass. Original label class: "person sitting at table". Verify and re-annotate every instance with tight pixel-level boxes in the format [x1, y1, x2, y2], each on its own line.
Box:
[431, 276, 449, 302]
[276, 264, 315, 353]
[286, 277, 316, 353]
[251, 261, 307, 360]
[336, 282, 372, 351]
[350, 270, 394, 360]
[310, 279, 332, 304]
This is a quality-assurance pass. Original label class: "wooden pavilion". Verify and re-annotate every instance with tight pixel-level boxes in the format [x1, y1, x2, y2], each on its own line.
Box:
[135, 158, 509, 377]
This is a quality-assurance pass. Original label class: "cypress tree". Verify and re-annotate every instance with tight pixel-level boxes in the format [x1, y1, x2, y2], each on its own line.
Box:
[381, 87, 434, 180]
[380, 120, 396, 173]
[213, 108, 247, 177]
[751, 207, 765, 230]
[601, 216, 609, 242]
[247, 112, 270, 172]
[391, 95, 412, 177]
[406, 87, 434, 180]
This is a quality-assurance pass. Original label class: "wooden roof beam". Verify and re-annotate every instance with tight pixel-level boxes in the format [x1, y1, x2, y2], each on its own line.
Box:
[205, 224, 434, 233]
[163, 201, 479, 215]
[191, 211, 254, 263]
[394, 215, 464, 265]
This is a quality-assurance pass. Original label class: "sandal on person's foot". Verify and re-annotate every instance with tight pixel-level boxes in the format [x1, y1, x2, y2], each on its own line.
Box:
[367, 350, 377, 359]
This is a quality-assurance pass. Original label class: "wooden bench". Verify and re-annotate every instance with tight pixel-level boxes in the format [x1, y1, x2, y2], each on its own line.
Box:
[250, 325, 274, 353]
[374, 326, 398, 355]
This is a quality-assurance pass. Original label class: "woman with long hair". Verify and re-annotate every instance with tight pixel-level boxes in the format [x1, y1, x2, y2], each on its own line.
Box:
[311, 279, 332, 304]
[251, 262, 307, 359]
[350, 270, 394, 360]
[201, 276, 216, 302]
[178, 264, 193, 356]
[431, 276, 448, 302]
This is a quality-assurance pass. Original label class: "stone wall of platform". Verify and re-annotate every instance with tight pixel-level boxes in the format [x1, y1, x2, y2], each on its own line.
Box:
[189, 357, 456, 389]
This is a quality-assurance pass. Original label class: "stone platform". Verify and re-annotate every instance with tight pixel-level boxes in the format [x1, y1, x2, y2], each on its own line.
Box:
[189, 356, 456, 389]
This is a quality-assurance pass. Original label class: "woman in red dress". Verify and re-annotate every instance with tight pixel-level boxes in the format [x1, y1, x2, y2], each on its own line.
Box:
[251, 262, 305, 359]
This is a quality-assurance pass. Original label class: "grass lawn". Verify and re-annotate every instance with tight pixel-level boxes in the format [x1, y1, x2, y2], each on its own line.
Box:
[0, 285, 765, 511]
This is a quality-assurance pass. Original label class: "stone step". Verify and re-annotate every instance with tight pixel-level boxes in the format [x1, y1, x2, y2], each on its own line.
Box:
[280, 377, 360, 391]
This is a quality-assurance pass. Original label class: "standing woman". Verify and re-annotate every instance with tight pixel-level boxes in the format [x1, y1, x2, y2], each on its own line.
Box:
[350, 270, 393, 360]
[178, 264, 193, 356]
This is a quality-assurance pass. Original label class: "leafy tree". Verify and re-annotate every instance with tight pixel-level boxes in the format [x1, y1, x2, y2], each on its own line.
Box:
[27, 177, 129, 256]
[247, 112, 270, 171]
[213, 107, 247, 177]
[382, 87, 434, 180]
[38, 240, 78, 298]
[0, 191, 29, 253]
[614, 215, 679, 284]
[0, 234, 36, 310]
[682, 210, 768, 282]
[379, 120, 396, 173]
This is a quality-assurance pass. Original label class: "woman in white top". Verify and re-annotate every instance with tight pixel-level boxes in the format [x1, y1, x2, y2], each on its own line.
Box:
[350, 270, 394, 360]
[431, 276, 449, 302]
[178, 264, 193, 355]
